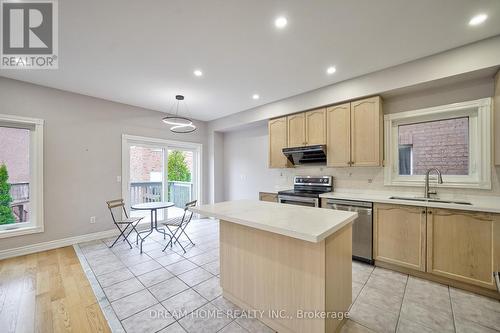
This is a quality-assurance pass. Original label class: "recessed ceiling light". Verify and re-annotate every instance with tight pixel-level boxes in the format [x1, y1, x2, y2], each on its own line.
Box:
[274, 16, 288, 29]
[469, 13, 487, 26]
[193, 69, 203, 77]
[252, 94, 260, 100]
[326, 66, 336, 75]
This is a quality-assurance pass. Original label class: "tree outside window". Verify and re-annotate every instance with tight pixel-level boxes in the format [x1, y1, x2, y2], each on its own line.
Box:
[167, 150, 193, 208]
[167, 150, 191, 182]
[0, 164, 15, 225]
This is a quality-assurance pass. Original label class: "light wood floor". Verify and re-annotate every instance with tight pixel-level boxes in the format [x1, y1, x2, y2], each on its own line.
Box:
[0, 246, 110, 333]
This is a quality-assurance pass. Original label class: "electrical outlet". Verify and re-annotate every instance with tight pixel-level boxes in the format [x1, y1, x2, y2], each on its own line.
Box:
[90, 216, 96, 224]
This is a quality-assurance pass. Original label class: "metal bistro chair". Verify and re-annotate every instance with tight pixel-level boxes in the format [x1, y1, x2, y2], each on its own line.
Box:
[106, 199, 143, 249]
[161, 200, 197, 253]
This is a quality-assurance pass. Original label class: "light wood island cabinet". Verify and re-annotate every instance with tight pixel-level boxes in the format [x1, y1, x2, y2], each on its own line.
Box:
[191, 200, 356, 333]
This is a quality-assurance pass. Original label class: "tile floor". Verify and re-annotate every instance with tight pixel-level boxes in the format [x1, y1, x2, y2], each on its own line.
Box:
[75, 219, 500, 333]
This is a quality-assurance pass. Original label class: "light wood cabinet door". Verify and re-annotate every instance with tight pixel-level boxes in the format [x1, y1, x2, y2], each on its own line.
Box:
[268, 117, 289, 168]
[427, 208, 500, 290]
[259, 192, 278, 202]
[326, 103, 351, 167]
[287, 113, 306, 147]
[350, 96, 382, 166]
[305, 108, 326, 145]
[374, 203, 426, 271]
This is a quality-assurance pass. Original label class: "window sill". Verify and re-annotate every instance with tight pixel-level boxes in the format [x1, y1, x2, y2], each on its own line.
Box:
[0, 225, 43, 239]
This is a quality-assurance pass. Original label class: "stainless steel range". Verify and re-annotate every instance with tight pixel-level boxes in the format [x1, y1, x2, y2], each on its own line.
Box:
[277, 176, 333, 208]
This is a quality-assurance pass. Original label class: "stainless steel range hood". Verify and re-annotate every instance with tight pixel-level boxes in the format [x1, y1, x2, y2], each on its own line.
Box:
[282, 145, 327, 165]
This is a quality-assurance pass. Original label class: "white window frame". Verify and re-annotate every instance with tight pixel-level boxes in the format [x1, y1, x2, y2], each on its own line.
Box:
[121, 134, 203, 216]
[384, 98, 491, 189]
[0, 114, 44, 238]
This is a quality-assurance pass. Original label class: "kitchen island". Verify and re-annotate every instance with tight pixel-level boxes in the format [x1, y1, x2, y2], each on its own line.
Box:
[191, 200, 358, 333]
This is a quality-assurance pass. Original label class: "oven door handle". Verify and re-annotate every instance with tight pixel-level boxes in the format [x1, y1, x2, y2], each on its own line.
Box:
[278, 195, 319, 206]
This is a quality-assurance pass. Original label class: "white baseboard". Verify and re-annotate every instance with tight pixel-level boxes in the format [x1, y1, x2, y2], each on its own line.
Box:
[0, 228, 120, 260]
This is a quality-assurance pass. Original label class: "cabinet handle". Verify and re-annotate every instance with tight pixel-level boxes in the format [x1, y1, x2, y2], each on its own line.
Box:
[428, 211, 433, 215]
[351, 161, 355, 166]
[421, 210, 426, 214]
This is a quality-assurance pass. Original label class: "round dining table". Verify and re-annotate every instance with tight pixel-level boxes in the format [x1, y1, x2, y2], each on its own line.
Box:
[131, 201, 174, 253]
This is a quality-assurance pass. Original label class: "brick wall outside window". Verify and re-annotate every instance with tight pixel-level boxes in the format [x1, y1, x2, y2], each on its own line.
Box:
[398, 117, 469, 175]
[0, 127, 30, 183]
[129, 147, 193, 182]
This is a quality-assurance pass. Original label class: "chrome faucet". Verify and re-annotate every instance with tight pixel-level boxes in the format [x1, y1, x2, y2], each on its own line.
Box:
[424, 168, 443, 198]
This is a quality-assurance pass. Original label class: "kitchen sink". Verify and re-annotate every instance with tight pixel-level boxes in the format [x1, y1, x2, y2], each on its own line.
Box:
[389, 196, 472, 205]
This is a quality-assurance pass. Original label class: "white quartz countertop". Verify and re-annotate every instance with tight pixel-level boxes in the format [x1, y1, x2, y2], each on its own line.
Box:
[191, 200, 357, 243]
[319, 191, 500, 214]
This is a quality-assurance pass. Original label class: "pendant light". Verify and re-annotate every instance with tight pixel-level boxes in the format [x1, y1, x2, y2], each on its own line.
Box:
[162, 95, 196, 133]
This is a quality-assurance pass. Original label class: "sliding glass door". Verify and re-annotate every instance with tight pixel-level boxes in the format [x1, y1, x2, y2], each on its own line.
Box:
[123, 135, 201, 223]
[167, 148, 197, 218]
[128, 143, 166, 222]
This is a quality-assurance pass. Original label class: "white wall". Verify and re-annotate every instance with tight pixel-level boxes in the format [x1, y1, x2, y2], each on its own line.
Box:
[0, 77, 209, 251]
[222, 76, 500, 201]
[223, 125, 283, 200]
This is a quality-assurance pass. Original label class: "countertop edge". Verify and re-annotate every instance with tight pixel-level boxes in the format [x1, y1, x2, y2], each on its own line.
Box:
[319, 192, 500, 214]
[190, 206, 357, 243]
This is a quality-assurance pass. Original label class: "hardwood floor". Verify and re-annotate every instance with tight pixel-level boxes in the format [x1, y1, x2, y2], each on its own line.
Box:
[0, 246, 110, 333]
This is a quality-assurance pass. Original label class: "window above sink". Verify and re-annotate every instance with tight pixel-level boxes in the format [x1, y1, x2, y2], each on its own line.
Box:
[384, 98, 492, 189]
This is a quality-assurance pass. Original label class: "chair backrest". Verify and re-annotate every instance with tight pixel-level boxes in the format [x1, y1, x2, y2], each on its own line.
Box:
[106, 199, 128, 223]
[180, 200, 197, 226]
[184, 200, 197, 211]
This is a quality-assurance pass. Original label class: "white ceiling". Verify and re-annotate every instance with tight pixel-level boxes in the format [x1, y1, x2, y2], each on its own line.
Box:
[1, 0, 500, 121]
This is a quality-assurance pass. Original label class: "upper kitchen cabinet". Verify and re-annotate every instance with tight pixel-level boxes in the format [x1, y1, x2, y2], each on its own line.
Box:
[351, 96, 383, 166]
[326, 103, 351, 167]
[287, 108, 326, 147]
[426, 208, 500, 290]
[326, 96, 383, 167]
[268, 117, 290, 168]
[287, 113, 306, 147]
[305, 108, 326, 145]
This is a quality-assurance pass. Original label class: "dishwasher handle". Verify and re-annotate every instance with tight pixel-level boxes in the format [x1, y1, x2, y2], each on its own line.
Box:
[328, 203, 372, 215]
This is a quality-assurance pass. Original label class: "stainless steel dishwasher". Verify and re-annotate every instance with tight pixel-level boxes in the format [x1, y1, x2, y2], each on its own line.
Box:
[325, 199, 373, 264]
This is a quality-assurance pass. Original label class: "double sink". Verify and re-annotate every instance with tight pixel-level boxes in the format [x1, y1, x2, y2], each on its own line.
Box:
[389, 196, 472, 205]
